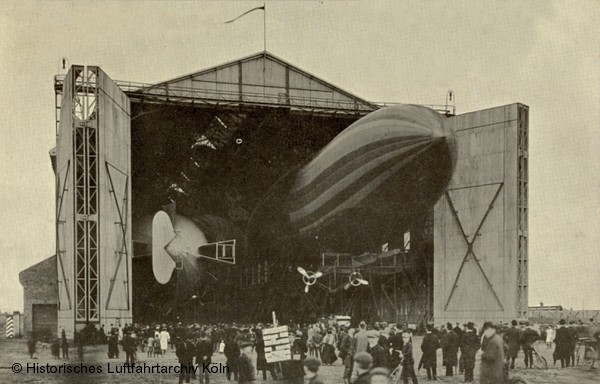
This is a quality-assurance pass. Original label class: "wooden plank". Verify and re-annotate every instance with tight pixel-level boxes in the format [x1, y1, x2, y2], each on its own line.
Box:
[263, 326, 289, 335]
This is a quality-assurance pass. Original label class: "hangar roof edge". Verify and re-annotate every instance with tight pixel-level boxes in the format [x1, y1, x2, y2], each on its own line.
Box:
[148, 51, 378, 109]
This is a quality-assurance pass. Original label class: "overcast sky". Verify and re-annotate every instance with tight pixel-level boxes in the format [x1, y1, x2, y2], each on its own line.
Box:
[1, 0, 599, 314]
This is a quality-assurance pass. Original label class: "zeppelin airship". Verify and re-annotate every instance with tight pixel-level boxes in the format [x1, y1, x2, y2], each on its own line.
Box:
[247, 103, 456, 256]
[148, 104, 456, 285]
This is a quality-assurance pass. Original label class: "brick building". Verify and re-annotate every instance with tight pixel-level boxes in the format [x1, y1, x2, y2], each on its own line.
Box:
[19, 255, 57, 336]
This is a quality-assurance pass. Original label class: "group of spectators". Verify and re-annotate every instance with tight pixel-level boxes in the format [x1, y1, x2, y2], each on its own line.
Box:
[23, 317, 600, 384]
[290, 317, 600, 384]
[325, 320, 484, 384]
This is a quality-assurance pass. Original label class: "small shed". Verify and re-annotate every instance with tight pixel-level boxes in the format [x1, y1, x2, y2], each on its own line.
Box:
[19, 255, 58, 337]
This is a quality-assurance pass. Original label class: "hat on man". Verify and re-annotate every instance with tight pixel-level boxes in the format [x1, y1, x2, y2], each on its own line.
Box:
[482, 321, 494, 331]
[303, 356, 321, 372]
[353, 351, 373, 367]
[370, 367, 390, 378]
[240, 341, 253, 349]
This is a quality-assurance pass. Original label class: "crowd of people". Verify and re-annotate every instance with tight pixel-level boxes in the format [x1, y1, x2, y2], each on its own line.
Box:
[298, 318, 600, 384]
[24, 317, 600, 384]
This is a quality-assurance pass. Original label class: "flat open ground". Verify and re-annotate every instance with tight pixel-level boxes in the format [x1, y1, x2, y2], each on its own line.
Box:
[0, 337, 597, 383]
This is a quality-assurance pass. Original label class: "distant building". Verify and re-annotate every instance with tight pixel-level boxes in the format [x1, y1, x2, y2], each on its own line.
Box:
[528, 305, 564, 311]
[19, 256, 57, 336]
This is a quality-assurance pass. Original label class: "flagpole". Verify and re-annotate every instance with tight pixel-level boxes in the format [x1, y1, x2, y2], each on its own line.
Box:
[263, 3, 266, 97]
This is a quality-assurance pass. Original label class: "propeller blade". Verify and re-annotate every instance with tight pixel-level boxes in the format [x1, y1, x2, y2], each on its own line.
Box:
[305, 285, 310, 293]
[358, 279, 369, 285]
[297, 266, 309, 277]
[314, 271, 323, 278]
[344, 283, 351, 290]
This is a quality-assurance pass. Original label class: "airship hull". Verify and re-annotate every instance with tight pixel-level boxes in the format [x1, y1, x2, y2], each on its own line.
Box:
[249, 104, 456, 255]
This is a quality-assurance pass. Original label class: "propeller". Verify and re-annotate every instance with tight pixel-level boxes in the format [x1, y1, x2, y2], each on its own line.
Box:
[297, 266, 309, 278]
[345, 272, 369, 290]
[298, 266, 323, 293]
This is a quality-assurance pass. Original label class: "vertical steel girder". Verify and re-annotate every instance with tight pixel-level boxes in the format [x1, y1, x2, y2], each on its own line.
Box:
[517, 105, 529, 319]
[73, 67, 99, 323]
[443, 184, 505, 311]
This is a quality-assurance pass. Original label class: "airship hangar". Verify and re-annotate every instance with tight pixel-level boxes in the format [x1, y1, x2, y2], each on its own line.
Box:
[20, 51, 529, 337]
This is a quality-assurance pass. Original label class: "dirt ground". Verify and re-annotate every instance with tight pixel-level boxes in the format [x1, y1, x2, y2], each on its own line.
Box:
[0, 337, 597, 383]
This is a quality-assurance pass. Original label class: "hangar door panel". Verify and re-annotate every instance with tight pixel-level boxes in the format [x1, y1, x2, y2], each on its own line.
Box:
[55, 66, 132, 335]
[434, 103, 528, 324]
[443, 183, 505, 312]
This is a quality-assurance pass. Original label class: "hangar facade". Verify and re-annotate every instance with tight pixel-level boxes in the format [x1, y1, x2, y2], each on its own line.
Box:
[20, 51, 527, 336]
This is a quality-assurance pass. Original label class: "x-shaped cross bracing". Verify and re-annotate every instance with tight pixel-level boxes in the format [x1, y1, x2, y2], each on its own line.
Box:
[443, 183, 505, 311]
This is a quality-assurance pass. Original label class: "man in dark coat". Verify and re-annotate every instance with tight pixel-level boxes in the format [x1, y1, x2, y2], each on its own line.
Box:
[567, 322, 579, 366]
[224, 333, 241, 381]
[196, 331, 213, 384]
[123, 331, 137, 365]
[503, 320, 520, 369]
[389, 328, 404, 371]
[453, 323, 463, 338]
[27, 336, 38, 359]
[400, 332, 418, 384]
[421, 324, 440, 380]
[480, 322, 505, 384]
[109, 329, 121, 359]
[237, 341, 256, 384]
[520, 322, 539, 368]
[253, 330, 272, 381]
[453, 324, 464, 373]
[441, 322, 459, 376]
[299, 326, 309, 360]
[339, 327, 356, 384]
[61, 329, 69, 359]
[462, 323, 479, 383]
[458, 323, 468, 374]
[554, 319, 570, 368]
[370, 335, 391, 369]
[176, 333, 196, 384]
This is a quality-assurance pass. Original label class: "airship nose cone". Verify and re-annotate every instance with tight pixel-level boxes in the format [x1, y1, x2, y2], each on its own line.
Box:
[289, 104, 457, 236]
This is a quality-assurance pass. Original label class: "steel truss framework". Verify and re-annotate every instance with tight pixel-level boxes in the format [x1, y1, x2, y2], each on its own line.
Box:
[517, 105, 529, 319]
[55, 76, 456, 118]
[72, 67, 100, 323]
[314, 250, 433, 324]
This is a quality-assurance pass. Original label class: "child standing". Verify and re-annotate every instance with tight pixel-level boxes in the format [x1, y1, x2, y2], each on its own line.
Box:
[147, 335, 155, 357]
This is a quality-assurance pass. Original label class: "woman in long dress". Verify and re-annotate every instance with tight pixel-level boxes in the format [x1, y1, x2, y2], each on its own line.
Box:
[254, 330, 271, 379]
[159, 327, 170, 356]
[321, 329, 337, 365]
